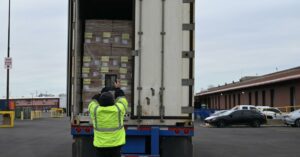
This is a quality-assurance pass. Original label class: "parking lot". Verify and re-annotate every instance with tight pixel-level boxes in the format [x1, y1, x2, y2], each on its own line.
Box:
[1, 118, 300, 157]
[0, 117, 72, 157]
[193, 123, 300, 157]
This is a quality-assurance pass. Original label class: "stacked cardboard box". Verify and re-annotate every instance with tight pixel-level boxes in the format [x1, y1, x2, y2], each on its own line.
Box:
[82, 20, 133, 110]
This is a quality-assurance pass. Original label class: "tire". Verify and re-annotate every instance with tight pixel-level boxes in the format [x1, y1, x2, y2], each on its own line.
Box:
[217, 120, 226, 128]
[251, 120, 261, 128]
[295, 119, 300, 127]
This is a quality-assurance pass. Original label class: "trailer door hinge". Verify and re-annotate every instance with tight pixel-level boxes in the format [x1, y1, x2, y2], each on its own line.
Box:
[183, 0, 195, 3]
[181, 106, 194, 114]
[182, 51, 195, 58]
[132, 50, 139, 56]
[182, 24, 195, 31]
[182, 79, 194, 86]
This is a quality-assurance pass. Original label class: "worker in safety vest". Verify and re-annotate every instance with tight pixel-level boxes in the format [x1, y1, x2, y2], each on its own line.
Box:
[88, 81, 128, 157]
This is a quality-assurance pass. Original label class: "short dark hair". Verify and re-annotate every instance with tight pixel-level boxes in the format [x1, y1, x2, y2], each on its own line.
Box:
[101, 87, 112, 94]
[99, 92, 114, 107]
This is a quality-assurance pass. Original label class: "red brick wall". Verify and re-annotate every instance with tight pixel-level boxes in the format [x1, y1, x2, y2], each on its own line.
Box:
[274, 85, 290, 107]
[220, 95, 225, 109]
[195, 79, 300, 110]
[265, 90, 270, 106]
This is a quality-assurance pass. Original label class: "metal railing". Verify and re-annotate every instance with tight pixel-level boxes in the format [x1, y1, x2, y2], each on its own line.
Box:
[276, 105, 300, 113]
[30, 110, 43, 120]
[50, 108, 64, 118]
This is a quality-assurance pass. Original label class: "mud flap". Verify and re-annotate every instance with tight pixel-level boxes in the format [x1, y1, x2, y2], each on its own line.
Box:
[160, 137, 193, 157]
[72, 136, 97, 157]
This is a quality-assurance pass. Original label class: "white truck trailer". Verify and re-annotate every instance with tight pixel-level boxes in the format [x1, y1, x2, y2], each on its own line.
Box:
[67, 0, 195, 156]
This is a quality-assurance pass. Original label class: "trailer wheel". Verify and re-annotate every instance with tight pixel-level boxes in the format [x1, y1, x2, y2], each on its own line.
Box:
[251, 120, 261, 128]
[217, 120, 226, 128]
[295, 119, 300, 127]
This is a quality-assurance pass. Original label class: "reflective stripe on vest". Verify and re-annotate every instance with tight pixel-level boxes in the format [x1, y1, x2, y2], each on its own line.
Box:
[94, 104, 123, 132]
[116, 97, 127, 111]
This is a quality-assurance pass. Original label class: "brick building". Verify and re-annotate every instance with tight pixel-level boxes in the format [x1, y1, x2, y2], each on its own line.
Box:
[195, 67, 300, 111]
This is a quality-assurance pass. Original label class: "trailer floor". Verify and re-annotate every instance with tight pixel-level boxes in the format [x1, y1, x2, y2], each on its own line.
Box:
[0, 116, 72, 157]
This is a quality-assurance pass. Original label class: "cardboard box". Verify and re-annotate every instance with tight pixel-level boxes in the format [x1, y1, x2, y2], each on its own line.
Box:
[82, 20, 133, 109]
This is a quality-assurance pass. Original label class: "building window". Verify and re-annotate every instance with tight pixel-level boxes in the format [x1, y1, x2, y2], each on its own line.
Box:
[225, 95, 228, 109]
[249, 92, 252, 104]
[262, 90, 266, 106]
[211, 97, 214, 109]
[233, 94, 236, 106]
[213, 96, 216, 109]
[290, 87, 296, 111]
[210, 97, 213, 109]
[270, 89, 274, 107]
[218, 96, 220, 109]
[238, 94, 241, 105]
[229, 95, 232, 109]
[255, 91, 258, 106]
[208, 97, 210, 109]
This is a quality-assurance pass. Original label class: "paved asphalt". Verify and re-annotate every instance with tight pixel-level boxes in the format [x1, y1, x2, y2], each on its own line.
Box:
[193, 123, 300, 157]
[0, 116, 72, 157]
[1, 117, 300, 157]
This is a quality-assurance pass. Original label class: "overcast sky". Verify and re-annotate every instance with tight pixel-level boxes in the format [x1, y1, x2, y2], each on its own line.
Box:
[195, 0, 300, 92]
[0, 0, 300, 98]
[0, 0, 68, 98]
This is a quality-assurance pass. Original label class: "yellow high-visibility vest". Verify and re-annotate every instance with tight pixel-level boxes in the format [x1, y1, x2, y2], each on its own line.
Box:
[88, 97, 128, 148]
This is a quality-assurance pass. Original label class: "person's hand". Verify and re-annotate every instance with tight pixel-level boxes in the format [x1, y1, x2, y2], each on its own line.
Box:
[114, 80, 121, 88]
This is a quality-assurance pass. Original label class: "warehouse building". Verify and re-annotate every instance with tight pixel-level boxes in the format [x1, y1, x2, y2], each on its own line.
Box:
[0, 97, 59, 111]
[195, 67, 300, 111]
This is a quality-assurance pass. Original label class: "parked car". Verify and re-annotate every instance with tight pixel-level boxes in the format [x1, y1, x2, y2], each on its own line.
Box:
[210, 110, 227, 117]
[284, 109, 300, 127]
[205, 109, 267, 127]
[231, 105, 258, 111]
[256, 106, 286, 120]
[204, 110, 227, 122]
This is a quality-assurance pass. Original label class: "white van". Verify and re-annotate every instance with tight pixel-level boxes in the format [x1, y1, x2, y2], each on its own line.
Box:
[256, 106, 285, 120]
[231, 105, 258, 111]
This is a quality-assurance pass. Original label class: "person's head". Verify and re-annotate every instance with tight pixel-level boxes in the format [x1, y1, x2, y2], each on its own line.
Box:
[99, 92, 114, 107]
[100, 87, 111, 94]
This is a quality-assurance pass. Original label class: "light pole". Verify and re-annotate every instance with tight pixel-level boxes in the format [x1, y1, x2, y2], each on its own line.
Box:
[6, 0, 11, 110]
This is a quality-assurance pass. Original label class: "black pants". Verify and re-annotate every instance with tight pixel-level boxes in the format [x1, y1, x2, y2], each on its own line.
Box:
[95, 146, 121, 157]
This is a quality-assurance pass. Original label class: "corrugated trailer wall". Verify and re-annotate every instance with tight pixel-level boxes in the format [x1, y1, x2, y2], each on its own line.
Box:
[68, 0, 195, 125]
[132, 0, 194, 120]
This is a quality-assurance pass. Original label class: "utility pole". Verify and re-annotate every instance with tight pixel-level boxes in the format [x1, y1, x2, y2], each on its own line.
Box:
[6, 0, 11, 110]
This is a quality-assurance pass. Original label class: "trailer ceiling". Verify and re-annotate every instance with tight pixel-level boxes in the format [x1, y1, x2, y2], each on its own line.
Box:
[80, 0, 133, 20]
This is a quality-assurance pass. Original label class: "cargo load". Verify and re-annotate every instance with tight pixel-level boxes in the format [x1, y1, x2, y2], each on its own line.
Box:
[68, 0, 195, 156]
[81, 20, 133, 112]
